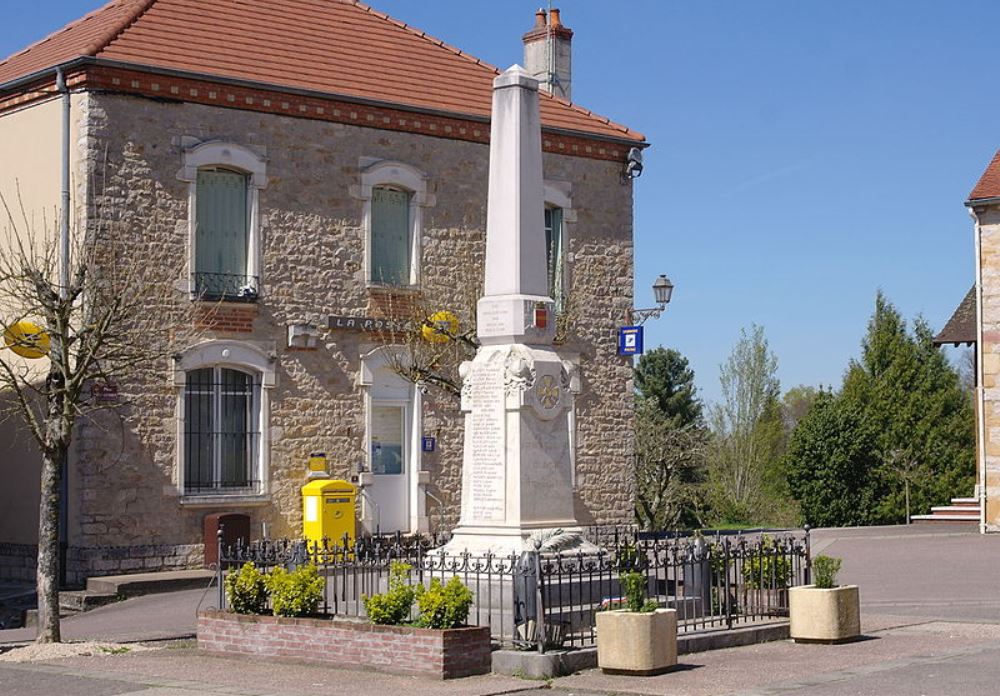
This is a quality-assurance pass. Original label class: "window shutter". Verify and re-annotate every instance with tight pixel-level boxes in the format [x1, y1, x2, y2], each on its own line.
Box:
[545, 207, 564, 311]
[371, 187, 411, 285]
[196, 170, 249, 278]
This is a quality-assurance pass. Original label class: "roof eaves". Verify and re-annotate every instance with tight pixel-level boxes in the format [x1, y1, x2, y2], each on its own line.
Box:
[965, 195, 1000, 208]
[47, 57, 646, 146]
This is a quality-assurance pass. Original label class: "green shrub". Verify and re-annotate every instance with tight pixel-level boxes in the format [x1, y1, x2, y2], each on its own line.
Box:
[224, 562, 269, 615]
[811, 555, 842, 589]
[415, 576, 474, 629]
[265, 564, 324, 617]
[741, 536, 792, 590]
[363, 562, 416, 625]
[619, 571, 657, 613]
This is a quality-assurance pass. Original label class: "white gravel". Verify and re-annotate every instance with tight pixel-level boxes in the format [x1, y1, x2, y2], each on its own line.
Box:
[0, 640, 154, 662]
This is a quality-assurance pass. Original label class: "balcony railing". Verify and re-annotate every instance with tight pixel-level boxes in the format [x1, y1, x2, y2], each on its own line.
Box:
[193, 272, 260, 302]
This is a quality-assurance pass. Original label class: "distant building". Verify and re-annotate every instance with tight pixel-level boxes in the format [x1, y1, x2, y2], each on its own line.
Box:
[0, 1, 645, 582]
[936, 151, 1000, 531]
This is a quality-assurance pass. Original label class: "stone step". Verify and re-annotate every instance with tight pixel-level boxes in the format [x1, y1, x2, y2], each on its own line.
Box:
[911, 514, 979, 522]
[85, 569, 215, 597]
[929, 506, 979, 516]
[59, 588, 120, 612]
[950, 497, 979, 505]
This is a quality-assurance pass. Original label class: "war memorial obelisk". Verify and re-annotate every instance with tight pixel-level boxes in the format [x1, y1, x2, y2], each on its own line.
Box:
[445, 65, 581, 555]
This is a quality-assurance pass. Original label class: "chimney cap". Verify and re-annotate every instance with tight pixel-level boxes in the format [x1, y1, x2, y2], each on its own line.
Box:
[522, 7, 573, 44]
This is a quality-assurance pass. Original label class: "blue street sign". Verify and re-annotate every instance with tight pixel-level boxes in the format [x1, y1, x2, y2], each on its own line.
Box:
[421, 436, 436, 453]
[618, 326, 643, 356]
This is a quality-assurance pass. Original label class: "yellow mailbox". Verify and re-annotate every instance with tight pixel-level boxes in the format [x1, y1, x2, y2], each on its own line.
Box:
[301, 479, 356, 548]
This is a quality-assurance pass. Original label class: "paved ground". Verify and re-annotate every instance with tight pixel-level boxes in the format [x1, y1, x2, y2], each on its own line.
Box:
[1, 524, 998, 695]
[0, 588, 213, 645]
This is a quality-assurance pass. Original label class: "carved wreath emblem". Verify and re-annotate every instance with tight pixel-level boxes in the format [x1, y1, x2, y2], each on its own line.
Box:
[536, 374, 560, 409]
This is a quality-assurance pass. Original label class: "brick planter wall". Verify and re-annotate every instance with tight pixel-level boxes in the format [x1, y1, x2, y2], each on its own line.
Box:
[197, 610, 491, 679]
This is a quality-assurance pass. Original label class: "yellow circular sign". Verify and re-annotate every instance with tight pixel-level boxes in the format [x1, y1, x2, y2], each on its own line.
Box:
[421, 310, 459, 344]
[3, 320, 50, 359]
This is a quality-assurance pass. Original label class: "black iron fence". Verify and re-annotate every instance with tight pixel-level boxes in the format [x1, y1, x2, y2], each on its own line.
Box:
[216, 527, 810, 652]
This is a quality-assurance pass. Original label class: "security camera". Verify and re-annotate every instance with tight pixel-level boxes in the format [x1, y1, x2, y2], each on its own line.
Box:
[624, 147, 643, 180]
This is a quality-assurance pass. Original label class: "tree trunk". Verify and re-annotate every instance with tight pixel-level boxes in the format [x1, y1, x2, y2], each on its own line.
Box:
[35, 445, 63, 643]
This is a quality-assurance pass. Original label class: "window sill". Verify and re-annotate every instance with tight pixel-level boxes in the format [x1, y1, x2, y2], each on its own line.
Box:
[179, 493, 271, 508]
[366, 283, 420, 294]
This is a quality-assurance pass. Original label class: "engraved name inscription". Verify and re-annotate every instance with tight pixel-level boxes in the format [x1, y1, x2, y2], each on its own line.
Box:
[468, 358, 506, 522]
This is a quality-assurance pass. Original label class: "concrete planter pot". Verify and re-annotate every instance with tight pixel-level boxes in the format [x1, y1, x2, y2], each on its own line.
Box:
[789, 585, 861, 643]
[197, 610, 491, 679]
[595, 608, 677, 675]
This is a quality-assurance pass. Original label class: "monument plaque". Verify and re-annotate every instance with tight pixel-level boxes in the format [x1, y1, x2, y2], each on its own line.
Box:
[467, 357, 506, 522]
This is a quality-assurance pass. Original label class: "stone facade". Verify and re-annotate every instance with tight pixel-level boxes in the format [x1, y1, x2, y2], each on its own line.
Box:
[972, 205, 1000, 530]
[4, 85, 637, 577]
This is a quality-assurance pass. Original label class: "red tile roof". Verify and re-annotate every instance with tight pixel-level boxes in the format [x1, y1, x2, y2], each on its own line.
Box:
[0, 0, 644, 143]
[969, 150, 1000, 202]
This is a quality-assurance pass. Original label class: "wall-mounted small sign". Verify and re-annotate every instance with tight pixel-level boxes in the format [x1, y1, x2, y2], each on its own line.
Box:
[618, 326, 643, 356]
[90, 382, 120, 403]
[421, 436, 436, 453]
[328, 315, 409, 332]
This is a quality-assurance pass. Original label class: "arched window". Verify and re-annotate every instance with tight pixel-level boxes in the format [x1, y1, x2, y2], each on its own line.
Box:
[173, 340, 275, 500]
[178, 142, 267, 301]
[183, 366, 260, 493]
[353, 160, 434, 288]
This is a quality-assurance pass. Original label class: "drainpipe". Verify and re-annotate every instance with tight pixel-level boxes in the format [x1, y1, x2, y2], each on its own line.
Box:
[57, 67, 70, 296]
[972, 207, 987, 535]
[56, 67, 71, 585]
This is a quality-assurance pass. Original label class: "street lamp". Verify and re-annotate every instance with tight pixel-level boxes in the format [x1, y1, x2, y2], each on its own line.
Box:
[630, 275, 674, 326]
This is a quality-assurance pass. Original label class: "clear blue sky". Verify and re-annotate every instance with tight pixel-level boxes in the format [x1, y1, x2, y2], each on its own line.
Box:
[2, 1, 991, 403]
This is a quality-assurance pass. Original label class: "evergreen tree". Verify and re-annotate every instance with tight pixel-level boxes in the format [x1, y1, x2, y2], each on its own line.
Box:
[786, 292, 975, 526]
[635, 347, 703, 428]
[633, 347, 707, 529]
[785, 391, 881, 526]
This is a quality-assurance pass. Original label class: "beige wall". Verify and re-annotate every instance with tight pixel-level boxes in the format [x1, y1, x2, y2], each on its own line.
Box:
[0, 94, 87, 550]
[976, 206, 1000, 530]
[56, 90, 635, 565]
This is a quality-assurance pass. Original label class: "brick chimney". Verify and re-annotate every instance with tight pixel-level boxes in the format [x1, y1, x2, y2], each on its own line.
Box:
[522, 7, 573, 102]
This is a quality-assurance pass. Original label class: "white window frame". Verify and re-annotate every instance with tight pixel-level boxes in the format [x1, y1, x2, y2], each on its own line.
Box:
[177, 141, 268, 298]
[544, 181, 575, 310]
[352, 159, 434, 288]
[172, 340, 276, 506]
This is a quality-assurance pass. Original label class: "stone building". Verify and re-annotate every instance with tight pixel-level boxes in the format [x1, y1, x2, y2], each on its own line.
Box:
[0, 0, 646, 581]
[936, 151, 1000, 532]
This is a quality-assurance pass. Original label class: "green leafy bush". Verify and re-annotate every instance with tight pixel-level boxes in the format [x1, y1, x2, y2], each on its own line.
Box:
[741, 537, 792, 589]
[224, 562, 269, 615]
[619, 571, 658, 613]
[415, 576, 474, 629]
[265, 564, 324, 617]
[811, 555, 842, 589]
[363, 562, 416, 625]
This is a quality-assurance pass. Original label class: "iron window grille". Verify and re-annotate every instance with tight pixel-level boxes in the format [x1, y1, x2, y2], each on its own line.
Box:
[184, 367, 262, 495]
[192, 272, 260, 303]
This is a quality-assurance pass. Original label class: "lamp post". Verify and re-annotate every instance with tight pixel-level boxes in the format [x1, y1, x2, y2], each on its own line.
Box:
[629, 275, 674, 326]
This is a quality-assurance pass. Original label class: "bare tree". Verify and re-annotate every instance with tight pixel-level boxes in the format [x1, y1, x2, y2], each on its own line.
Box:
[634, 400, 708, 530]
[0, 187, 188, 643]
[707, 324, 784, 523]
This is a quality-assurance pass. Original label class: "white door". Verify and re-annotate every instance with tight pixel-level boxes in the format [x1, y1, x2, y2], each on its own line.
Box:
[368, 401, 410, 533]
